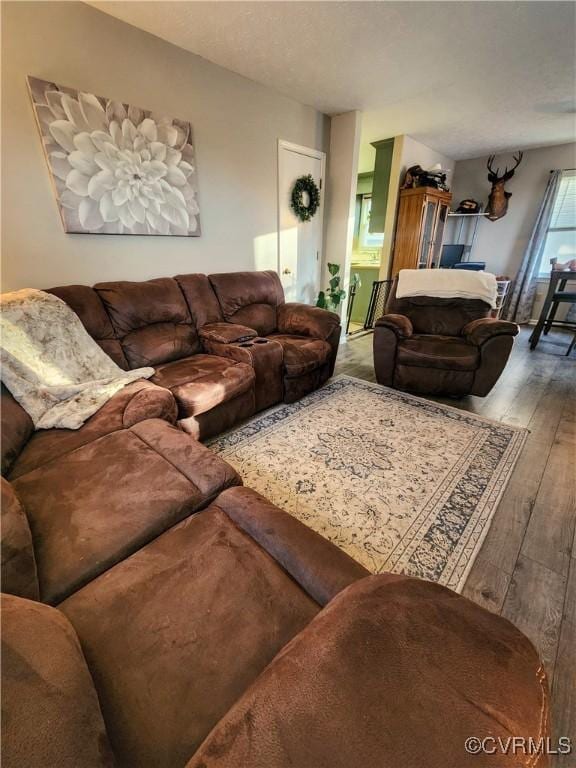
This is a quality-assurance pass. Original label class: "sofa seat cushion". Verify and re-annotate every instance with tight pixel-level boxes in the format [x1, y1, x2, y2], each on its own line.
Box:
[268, 334, 331, 376]
[397, 335, 479, 371]
[8, 381, 177, 481]
[12, 419, 240, 604]
[1, 594, 115, 768]
[60, 492, 321, 768]
[152, 355, 255, 417]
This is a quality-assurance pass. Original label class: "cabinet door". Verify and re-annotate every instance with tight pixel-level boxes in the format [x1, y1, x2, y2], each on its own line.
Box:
[419, 201, 437, 268]
[430, 201, 449, 268]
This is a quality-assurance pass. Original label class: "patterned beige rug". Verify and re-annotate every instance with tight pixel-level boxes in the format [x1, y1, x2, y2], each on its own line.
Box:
[209, 376, 527, 592]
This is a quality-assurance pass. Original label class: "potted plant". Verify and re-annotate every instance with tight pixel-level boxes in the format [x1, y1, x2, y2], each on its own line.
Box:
[316, 263, 346, 312]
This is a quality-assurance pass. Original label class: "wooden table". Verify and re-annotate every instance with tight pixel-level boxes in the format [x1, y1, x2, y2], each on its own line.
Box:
[529, 270, 576, 350]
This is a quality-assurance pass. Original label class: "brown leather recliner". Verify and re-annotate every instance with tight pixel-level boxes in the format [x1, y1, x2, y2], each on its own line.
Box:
[373, 280, 519, 397]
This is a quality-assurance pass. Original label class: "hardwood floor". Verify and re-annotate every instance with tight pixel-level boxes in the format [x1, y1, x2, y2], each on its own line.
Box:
[334, 328, 576, 759]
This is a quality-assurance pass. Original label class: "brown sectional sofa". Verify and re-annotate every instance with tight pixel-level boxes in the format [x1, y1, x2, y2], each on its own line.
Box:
[49, 270, 341, 438]
[1, 270, 550, 766]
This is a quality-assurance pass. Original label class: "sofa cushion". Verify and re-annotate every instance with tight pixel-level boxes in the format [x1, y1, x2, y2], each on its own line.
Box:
[397, 335, 479, 371]
[1, 594, 115, 768]
[60, 493, 320, 768]
[12, 419, 240, 604]
[95, 278, 201, 367]
[1, 385, 34, 476]
[209, 271, 285, 336]
[175, 273, 224, 329]
[1, 478, 39, 600]
[277, 302, 340, 341]
[268, 334, 331, 376]
[8, 381, 177, 481]
[152, 355, 255, 417]
[47, 284, 128, 369]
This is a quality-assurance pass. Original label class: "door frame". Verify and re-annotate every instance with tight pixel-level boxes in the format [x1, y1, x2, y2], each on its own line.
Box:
[277, 139, 326, 300]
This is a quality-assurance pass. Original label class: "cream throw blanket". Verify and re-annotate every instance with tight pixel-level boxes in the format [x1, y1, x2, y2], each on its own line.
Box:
[397, 269, 497, 308]
[0, 289, 154, 430]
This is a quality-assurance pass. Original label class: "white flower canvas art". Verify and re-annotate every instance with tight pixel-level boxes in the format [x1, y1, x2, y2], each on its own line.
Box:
[27, 76, 201, 236]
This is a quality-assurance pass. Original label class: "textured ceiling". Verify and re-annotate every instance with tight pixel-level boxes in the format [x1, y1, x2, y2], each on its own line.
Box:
[89, 1, 576, 169]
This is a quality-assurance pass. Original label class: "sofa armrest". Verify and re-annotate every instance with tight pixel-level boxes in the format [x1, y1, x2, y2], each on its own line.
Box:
[1, 478, 39, 600]
[375, 313, 413, 339]
[187, 575, 549, 768]
[129, 420, 241, 498]
[214, 486, 369, 606]
[277, 303, 340, 340]
[8, 381, 178, 481]
[463, 317, 519, 347]
[2, 594, 116, 768]
[199, 322, 257, 345]
[120, 380, 178, 428]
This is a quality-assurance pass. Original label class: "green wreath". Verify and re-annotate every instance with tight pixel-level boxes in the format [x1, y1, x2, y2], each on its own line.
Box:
[290, 174, 320, 222]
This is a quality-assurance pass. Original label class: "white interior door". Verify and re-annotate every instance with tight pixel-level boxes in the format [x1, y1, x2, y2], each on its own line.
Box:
[278, 141, 325, 304]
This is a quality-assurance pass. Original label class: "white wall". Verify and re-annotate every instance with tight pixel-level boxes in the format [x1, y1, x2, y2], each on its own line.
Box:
[399, 135, 455, 179]
[323, 111, 361, 323]
[450, 142, 576, 277]
[1, 1, 329, 291]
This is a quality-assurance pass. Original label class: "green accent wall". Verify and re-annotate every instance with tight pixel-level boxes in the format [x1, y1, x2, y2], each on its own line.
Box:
[369, 138, 395, 233]
[350, 266, 380, 324]
[356, 172, 374, 196]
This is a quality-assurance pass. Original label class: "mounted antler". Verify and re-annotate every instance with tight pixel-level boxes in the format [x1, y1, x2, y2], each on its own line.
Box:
[501, 151, 523, 181]
[487, 151, 523, 182]
[486, 155, 500, 182]
[485, 151, 524, 221]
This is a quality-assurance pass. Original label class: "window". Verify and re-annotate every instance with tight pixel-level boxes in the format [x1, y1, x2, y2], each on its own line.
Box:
[359, 195, 384, 249]
[538, 170, 576, 276]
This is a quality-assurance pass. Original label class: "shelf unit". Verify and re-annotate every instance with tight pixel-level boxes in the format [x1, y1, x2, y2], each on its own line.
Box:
[445, 208, 485, 261]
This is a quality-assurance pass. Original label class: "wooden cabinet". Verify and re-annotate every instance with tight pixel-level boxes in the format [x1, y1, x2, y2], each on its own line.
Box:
[391, 187, 452, 276]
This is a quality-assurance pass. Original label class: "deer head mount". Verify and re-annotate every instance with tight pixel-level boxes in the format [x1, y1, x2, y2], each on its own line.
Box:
[485, 151, 523, 221]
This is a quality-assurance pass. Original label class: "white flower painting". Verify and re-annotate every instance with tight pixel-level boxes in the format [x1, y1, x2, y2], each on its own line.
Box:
[27, 76, 201, 236]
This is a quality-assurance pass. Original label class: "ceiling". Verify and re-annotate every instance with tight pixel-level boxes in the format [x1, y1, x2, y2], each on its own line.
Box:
[90, 1, 575, 171]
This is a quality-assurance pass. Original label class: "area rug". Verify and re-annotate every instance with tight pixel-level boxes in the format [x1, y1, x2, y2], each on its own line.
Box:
[209, 376, 528, 591]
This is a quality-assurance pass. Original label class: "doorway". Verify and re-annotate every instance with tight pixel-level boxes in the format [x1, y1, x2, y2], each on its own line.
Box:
[278, 140, 326, 304]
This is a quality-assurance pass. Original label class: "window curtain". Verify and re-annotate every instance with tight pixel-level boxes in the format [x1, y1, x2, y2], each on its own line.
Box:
[504, 170, 562, 323]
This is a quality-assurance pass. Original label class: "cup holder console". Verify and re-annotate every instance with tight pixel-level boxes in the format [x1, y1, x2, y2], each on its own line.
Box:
[238, 338, 269, 348]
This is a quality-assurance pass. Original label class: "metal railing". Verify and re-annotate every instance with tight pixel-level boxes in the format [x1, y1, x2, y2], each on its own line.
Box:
[345, 281, 358, 334]
[365, 279, 393, 329]
[346, 279, 393, 334]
